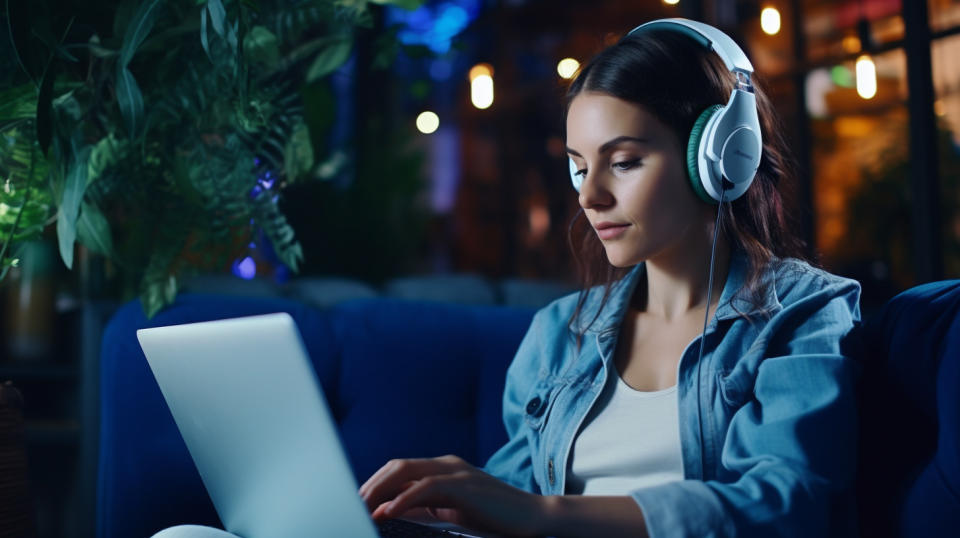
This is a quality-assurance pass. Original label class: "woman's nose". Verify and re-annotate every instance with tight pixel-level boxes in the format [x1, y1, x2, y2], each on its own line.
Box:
[578, 169, 613, 209]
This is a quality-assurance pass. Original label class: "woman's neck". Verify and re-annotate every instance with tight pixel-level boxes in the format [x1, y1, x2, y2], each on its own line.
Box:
[633, 227, 731, 322]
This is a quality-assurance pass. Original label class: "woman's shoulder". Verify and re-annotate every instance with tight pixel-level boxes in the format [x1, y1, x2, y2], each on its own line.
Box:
[768, 256, 862, 310]
[531, 288, 586, 330]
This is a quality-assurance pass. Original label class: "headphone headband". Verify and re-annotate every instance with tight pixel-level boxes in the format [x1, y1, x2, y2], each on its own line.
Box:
[627, 18, 754, 76]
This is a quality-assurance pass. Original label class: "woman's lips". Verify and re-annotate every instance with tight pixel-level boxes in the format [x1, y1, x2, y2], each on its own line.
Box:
[596, 224, 629, 239]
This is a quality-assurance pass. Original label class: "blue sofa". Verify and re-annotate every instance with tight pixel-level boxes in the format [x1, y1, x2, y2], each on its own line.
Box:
[97, 281, 960, 538]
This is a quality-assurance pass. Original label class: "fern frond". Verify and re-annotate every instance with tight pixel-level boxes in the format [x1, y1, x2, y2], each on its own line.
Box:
[251, 189, 302, 272]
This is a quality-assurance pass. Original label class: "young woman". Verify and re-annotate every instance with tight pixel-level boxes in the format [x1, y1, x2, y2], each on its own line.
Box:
[359, 19, 862, 537]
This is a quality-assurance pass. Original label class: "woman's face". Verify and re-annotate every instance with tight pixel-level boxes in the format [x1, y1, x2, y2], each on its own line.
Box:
[566, 91, 707, 267]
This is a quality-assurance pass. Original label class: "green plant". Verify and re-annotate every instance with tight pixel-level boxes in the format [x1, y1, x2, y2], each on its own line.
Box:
[0, 0, 422, 317]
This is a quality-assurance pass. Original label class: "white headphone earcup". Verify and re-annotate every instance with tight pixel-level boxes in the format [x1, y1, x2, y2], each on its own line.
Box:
[569, 157, 583, 193]
[698, 89, 762, 202]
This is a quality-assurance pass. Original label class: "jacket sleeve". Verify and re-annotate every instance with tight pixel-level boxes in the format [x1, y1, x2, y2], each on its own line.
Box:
[631, 277, 863, 538]
[481, 309, 543, 494]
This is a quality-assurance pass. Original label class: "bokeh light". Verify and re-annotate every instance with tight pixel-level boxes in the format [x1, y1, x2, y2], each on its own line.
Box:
[557, 58, 580, 79]
[416, 111, 440, 134]
[761, 7, 781, 35]
[856, 54, 877, 99]
[470, 64, 494, 109]
[232, 256, 257, 280]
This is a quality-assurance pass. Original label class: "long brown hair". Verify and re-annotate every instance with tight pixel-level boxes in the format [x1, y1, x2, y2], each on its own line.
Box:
[564, 27, 813, 348]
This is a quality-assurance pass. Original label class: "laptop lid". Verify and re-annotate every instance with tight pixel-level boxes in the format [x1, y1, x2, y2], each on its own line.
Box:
[137, 312, 378, 538]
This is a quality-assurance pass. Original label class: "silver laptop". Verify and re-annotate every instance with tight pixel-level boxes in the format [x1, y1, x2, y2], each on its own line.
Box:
[137, 312, 485, 538]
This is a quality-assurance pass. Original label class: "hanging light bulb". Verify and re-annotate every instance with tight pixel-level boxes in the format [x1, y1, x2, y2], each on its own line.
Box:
[853, 0, 876, 101]
[760, 7, 781, 35]
[856, 54, 877, 99]
[469, 63, 494, 109]
[663, 0, 679, 5]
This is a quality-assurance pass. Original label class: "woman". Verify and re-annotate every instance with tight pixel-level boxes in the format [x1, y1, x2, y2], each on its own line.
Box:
[360, 19, 862, 538]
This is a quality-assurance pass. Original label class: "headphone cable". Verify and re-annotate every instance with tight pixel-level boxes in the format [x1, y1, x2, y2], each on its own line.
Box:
[695, 179, 729, 479]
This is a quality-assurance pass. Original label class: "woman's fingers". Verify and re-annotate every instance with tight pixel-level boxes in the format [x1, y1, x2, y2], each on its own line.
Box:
[367, 464, 545, 537]
[359, 455, 464, 496]
[359, 455, 471, 511]
[381, 473, 466, 518]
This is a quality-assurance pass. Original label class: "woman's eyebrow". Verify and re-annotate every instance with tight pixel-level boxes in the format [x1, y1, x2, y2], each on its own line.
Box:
[566, 135, 651, 157]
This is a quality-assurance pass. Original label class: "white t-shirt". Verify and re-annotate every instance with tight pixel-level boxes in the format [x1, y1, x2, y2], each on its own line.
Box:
[566, 365, 684, 496]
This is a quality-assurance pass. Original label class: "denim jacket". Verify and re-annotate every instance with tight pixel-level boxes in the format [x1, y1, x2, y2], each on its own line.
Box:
[482, 249, 862, 537]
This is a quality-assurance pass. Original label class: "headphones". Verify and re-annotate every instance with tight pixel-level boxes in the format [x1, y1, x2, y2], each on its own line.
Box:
[569, 18, 762, 205]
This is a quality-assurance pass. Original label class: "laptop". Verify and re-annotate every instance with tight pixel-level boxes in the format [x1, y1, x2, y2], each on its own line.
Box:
[137, 312, 489, 538]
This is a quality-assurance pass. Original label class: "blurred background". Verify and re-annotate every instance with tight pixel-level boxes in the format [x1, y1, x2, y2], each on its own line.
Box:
[1, 0, 959, 536]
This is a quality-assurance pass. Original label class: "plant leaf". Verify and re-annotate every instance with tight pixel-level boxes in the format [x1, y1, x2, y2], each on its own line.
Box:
[55, 143, 90, 269]
[76, 200, 114, 257]
[0, 84, 38, 120]
[370, 0, 425, 10]
[305, 35, 352, 83]
[206, 0, 227, 36]
[119, 0, 162, 67]
[1, 125, 52, 256]
[56, 206, 76, 269]
[140, 273, 178, 318]
[116, 66, 145, 138]
[226, 18, 238, 51]
[201, 6, 210, 58]
[84, 35, 119, 59]
[87, 134, 129, 185]
[243, 25, 279, 66]
[252, 191, 301, 272]
[283, 121, 313, 181]
[36, 62, 55, 154]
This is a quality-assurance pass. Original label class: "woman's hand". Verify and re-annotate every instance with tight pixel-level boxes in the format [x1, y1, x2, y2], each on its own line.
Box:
[358, 454, 546, 537]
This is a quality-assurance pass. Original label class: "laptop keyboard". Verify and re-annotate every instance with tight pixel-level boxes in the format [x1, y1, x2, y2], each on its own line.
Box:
[377, 518, 463, 537]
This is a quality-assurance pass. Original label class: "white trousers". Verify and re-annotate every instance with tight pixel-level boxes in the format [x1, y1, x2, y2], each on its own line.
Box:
[151, 525, 240, 538]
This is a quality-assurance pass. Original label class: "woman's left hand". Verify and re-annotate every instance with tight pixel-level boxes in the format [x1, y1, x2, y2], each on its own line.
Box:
[358, 454, 546, 536]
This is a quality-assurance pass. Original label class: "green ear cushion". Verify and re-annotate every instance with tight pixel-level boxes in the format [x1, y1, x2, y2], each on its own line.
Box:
[687, 105, 723, 204]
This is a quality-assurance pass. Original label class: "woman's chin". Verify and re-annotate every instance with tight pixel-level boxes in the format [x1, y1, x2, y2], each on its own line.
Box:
[604, 249, 642, 268]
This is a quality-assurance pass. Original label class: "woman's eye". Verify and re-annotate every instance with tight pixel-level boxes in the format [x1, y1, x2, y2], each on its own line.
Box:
[613, 159, 641, 171]
[574, 168, 586, 178]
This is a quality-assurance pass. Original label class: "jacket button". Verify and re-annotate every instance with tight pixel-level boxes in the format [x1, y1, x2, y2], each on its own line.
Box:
[526, 397, 543, 416]
[547, 458, 556, 486]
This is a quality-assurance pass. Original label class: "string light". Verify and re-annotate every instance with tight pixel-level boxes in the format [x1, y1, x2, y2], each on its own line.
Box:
[416, 111, 440, 134]
[760, 7, 781, 35]
[856, 54, 877, 99]
[557, 58, 580, 79]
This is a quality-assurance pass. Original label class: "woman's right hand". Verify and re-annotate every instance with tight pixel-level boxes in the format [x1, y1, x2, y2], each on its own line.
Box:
[358, 454, 547, 537]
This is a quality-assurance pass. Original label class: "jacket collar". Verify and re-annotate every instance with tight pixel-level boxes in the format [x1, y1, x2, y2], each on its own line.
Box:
[578, 248, 782, 335]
